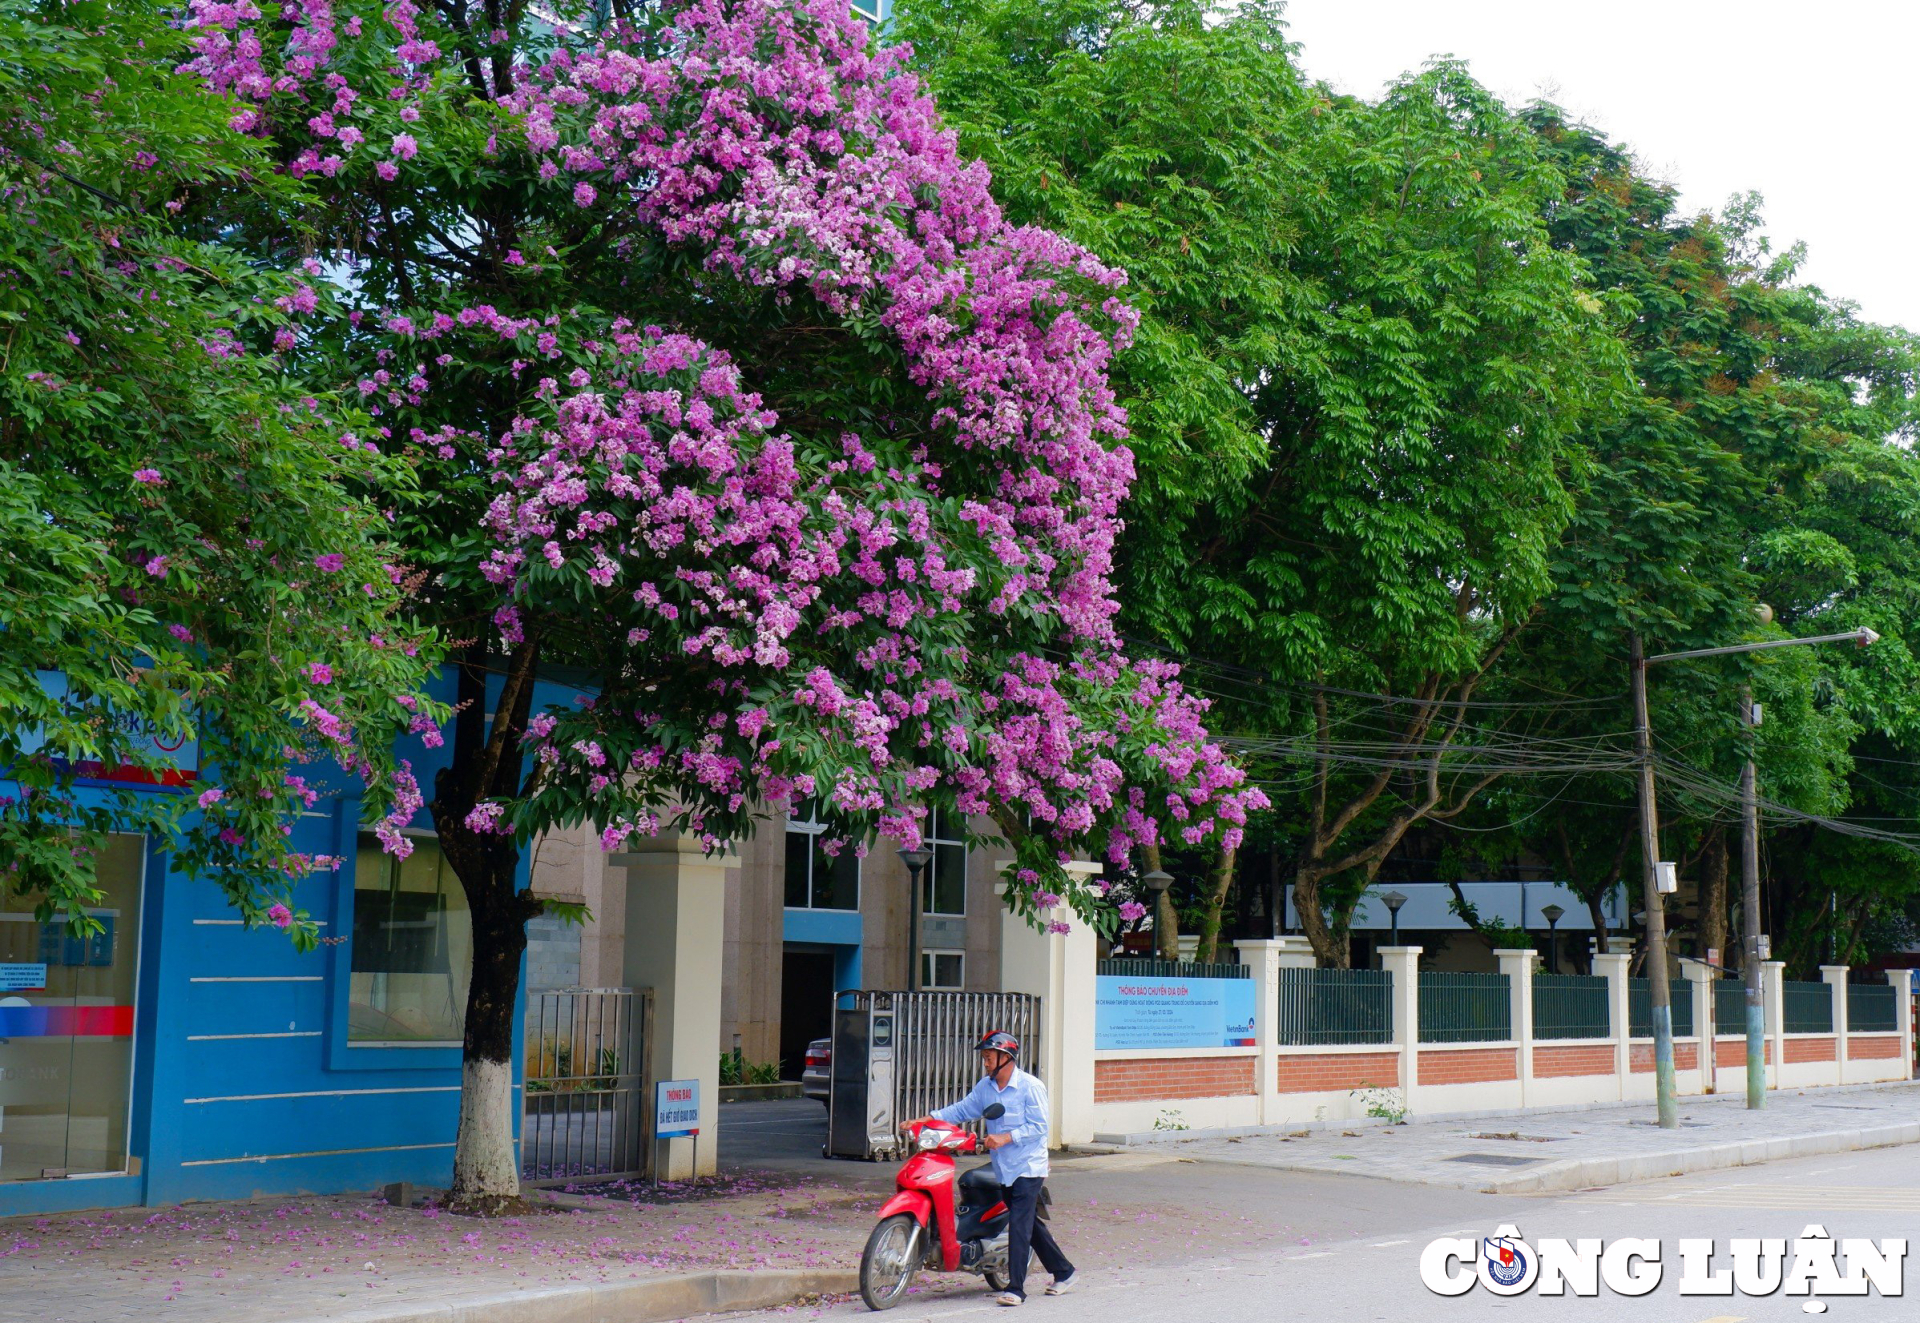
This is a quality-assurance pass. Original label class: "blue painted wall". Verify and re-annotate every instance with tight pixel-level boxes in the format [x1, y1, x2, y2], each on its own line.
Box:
[0, 667, 585, 1215]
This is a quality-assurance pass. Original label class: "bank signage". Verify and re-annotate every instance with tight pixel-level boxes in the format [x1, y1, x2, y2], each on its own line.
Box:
[655, 1079, 700, 1137]
[25, 670, 199, 786]
[1094, 975, 1258, 1050]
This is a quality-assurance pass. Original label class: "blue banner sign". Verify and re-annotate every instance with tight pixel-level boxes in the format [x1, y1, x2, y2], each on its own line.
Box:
[1095, 975, 1257, 1050]
[655, 1078, 700, 1137]
[26, 670, 199, 786]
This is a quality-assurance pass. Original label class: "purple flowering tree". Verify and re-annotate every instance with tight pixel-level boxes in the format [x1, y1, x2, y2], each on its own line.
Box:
[179, 0, 1264, 1205]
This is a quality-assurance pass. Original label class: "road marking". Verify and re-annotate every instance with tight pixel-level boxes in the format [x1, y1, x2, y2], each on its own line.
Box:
[1370, 1240, 1409, 1248]
[1579, 1183, 1920, 1212]
[1288, 1252, 1333, 1260]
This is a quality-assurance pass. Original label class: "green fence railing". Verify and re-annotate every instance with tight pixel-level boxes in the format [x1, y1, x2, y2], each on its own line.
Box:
[1783, 980, 1835, 1034]
[1714, 981, 1751, 1035]
[1629, 977, 1696, 1038]
[1096, 959, 1250, 980]
[1849, 983, 1899, 1033]
[1276, 967, 1394, 1045]
[1532, 974, 1611, 1039]
[1418, 971, 1510, 1043]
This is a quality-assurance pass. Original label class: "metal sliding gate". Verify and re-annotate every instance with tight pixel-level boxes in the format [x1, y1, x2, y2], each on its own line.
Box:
[827, 990, 1042, 1160]
[521, 987, 652, 1184]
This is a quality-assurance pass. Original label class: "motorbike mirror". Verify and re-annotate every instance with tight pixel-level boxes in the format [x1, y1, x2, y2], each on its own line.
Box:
[982, 1103, 1006, 1120]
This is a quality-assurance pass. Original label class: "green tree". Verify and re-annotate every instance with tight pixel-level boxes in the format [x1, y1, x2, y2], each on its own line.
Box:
[0, 0, 433, 938]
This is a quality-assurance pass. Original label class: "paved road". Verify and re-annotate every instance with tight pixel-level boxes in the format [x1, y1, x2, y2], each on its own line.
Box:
[731, 1119, 1920, 1322]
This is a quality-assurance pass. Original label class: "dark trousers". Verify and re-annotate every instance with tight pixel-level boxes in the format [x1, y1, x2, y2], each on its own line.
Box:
[1003, 1175, 1072, 1299]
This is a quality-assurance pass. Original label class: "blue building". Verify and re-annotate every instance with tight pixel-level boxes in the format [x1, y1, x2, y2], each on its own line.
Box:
[0, 669, 578, 1216]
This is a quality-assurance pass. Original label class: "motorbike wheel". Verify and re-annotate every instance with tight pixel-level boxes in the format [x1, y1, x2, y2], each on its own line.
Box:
[859, 1214, 921, 1311]
[984, 1270, 1009, 1292]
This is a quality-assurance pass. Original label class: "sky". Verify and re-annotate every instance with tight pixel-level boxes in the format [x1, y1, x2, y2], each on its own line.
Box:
[1281, 1, 1920, 333]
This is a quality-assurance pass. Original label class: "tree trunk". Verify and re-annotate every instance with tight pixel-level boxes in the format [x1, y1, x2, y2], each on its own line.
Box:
[1144, 840, 1179, 960]
[430, 642, 543, 1211]
[1196, 845, 1237, 964]
[1292, 869, 1349, 969]
[1697, 826, 1728, 972]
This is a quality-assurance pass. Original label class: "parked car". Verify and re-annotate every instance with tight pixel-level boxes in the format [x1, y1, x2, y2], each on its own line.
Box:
[802, 1036, 831, 1105]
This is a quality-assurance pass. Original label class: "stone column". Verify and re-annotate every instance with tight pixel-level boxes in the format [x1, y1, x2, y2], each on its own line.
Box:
[1678, 958, 1716, 1094]
[1593, 952, 1631, 1100]
[1763, 960, 1787, 1091]
[1379, 946, 1423, 1116]
[615, 835, 730, 1178]
[1496, 949, 1538, 1107]
[997, 862, 1099, 1147]
[1888, 969, 1915, 1081]
[1822, 965, 1849, 1086]
[1236, 939, 1286, 1126]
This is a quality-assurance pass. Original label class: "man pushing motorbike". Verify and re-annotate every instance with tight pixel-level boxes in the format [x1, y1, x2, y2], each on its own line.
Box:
[901, 1031, 1077, 1306]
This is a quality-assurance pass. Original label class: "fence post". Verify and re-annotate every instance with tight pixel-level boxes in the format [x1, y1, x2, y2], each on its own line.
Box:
[1593, 952, 1630, 1101]
[997, 862, 1099, 1147]
[1237, 939, 1286, 1127]
[1763, 960, 1786, 1090]
[1821, 965, 1849, 1086]
[1677, 959, 1714, 1095]
[1380, 946, 1422, 1117]
[1888, 968, 1916, 1080]
[1496, 949, 1537, 1108]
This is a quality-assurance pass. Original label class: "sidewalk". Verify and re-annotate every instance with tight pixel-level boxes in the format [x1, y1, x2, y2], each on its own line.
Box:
[1148, 1080, 1920, 1192]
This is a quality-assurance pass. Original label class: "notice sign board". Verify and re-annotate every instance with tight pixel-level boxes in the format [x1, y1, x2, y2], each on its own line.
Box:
[1095, 975, 1257, 1051]
[655, 1079, 700, 1138]
[0, 964, 48, 992]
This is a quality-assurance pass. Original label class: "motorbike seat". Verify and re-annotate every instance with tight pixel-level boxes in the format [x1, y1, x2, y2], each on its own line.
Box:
[957, 1165, 1002, 1209]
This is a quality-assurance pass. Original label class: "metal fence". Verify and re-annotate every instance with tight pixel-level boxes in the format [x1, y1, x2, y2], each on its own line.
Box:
[1418, 971, 1510, 1043]
[1628, 977, 1696, 1038]
[1276, 967, 1393, 1045]
[1783, 980, 1835, 1034]
[889, 991, 1044, 1142]
[1532, 974, 1611, 1039]
[1097, 958, 1250, 979]
[1849, 983, 1899, 1032]
[522, 987, 650, 1184]
[1714, 980, 1754, 1035]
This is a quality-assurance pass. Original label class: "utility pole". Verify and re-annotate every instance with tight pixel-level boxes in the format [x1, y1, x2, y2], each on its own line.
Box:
[1739, 684, 1765, 1109]
[1629, 633, 1680, 1129]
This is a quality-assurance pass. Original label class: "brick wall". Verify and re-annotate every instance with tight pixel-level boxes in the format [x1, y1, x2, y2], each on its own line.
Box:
[1417, 1047, 1516, 1085]
[1849, 1034, 1903, 1061]
[1713, 1037, 1771, 1068]
[1094, 1055, 1256, 1103]
[1534, 1043, 1615, 1078]
[1785, 1036, 1837, 1063]
[1627, 1041, 1699, 1073]
[1274, 1050, 1400, 1094]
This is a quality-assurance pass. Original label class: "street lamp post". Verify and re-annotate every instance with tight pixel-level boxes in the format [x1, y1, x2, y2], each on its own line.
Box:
[1638, 620, 1877, 1117]
[1542, 904, 1564, 975]
[1142, 870, 1174, 962]
[1382, 890, 1407, 947]
[898, 847, 932, 992]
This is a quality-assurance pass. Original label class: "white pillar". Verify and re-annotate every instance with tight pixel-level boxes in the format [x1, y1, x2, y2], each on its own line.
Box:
[1496, 949, 1537, 1107]
[1273, 935, 1318, 969]
[1822, 965, 1849, 1086]
[1593, 953, 1631, 1100]
[1888, 969, 1915, 1081]
[1237, 939, 1286, 1126]
[616, 835, 729, 1179]
[1380, 946, 1422, 1116]
[1678, 958, 1715, 1094]
[997, 863, 1099, 1147]
[1763, 960, 1787, 1091]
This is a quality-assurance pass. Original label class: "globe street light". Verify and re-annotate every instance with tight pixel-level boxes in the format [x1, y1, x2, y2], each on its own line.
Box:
[1541, 903, 1564, 975]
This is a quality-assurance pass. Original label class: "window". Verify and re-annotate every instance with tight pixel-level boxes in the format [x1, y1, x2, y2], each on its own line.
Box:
[920, 808, 967, 916]
[920, 950, 964, 990]
[350, 832, 471, 1044]
[0, 833, 143, 1184]
[784, 800, 860, 911]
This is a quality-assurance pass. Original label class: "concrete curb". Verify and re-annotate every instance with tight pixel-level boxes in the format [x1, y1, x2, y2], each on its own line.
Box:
[295, 1267, 860, 1323]
[1488, 1119, 1920, 1194]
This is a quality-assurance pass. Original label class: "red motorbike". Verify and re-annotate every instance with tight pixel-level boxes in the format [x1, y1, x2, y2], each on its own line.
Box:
[859, 1103, 1021, 1309]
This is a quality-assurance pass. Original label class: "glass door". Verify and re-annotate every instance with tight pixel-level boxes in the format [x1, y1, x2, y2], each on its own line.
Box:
[0, 834, 144, 1182]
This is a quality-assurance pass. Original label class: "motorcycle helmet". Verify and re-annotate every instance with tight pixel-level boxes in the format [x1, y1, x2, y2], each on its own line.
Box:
[974, 1030, 1021, 1063]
